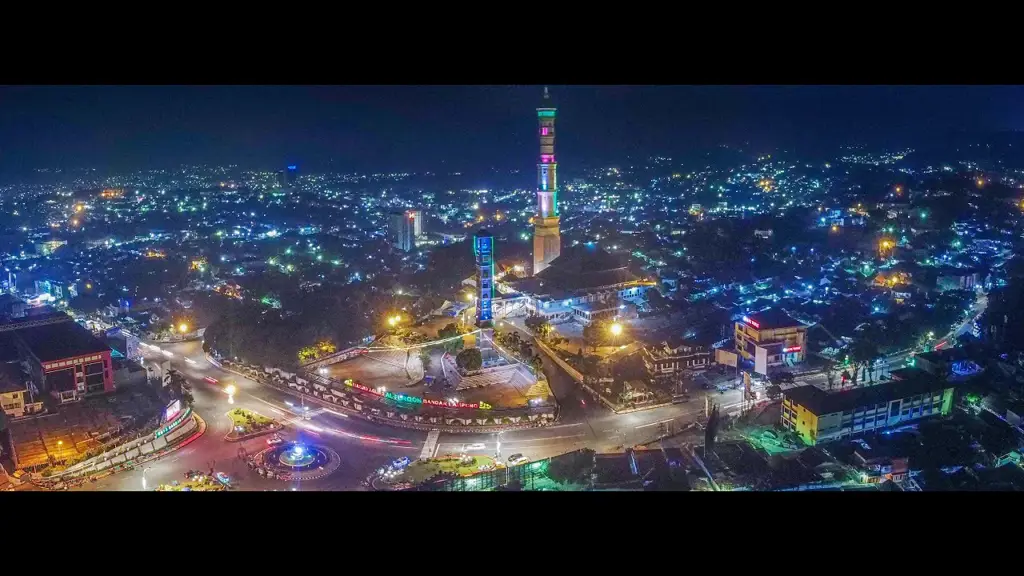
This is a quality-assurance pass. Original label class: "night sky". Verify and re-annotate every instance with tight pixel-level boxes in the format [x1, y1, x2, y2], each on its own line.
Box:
[1, 85, 1021, 177]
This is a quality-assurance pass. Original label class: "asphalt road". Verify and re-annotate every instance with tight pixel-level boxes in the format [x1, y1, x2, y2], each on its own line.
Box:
[75, 340, 421, 492]
[75, 287, 989, 490]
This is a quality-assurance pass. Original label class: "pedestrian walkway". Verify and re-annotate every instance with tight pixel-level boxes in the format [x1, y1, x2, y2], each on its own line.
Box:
[420, 429, 440, 459]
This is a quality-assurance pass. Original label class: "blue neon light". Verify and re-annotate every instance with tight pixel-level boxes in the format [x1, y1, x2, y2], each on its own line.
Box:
[288, 165, 297, 170]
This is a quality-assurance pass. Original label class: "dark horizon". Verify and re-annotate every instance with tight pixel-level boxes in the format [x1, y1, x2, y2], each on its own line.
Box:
[2, 85, 1023, 178]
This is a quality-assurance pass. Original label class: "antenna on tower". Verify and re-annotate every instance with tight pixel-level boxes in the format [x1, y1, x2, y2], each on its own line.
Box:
[543, 86, 549, 100]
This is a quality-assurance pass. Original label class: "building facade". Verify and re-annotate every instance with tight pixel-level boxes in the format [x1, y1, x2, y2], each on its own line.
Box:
[9, 318, 115, 404]
[533, 88, 561, 275]
[643, 339, 712, 379]
[388, 211, 415, 252]
[734, 309, 807, 371]
[781, 370, 956, 445]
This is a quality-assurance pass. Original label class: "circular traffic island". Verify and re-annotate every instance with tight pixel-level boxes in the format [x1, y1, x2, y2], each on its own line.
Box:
[255, 442, 340, 482]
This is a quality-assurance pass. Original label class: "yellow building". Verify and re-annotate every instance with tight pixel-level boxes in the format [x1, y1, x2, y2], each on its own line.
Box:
[781, 369, 957, 445]
[734, 308, 807, 370]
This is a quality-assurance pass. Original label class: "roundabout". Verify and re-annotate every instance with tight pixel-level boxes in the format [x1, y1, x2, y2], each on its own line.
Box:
[254, 442, 341, 482]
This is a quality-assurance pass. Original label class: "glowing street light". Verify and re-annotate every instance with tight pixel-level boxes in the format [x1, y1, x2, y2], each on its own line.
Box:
[178, 323, 189, 334]
[609, 323, 623, 337]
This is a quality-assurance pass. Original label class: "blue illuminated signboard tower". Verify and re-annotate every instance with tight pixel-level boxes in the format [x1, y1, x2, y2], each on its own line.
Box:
[474, 229, 494, 328]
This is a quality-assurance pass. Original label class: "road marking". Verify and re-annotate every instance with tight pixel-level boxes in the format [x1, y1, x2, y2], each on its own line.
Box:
[437, 434, 584, 449]
[421, 429, 441, 459]
[635, 418, 675, 430]
[543, 422, 585, 430]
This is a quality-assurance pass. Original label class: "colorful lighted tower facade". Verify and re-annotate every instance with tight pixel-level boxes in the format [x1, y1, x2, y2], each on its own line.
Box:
[474, 229, 494, 327]
[533, 87, 561, 275]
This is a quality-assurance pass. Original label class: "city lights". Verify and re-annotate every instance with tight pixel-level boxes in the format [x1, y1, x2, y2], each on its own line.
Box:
[2, 85, 1015, 493]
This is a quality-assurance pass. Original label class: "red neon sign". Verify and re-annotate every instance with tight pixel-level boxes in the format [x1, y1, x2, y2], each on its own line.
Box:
[742, 316, 760, 329]
[783, 346, 801, 353]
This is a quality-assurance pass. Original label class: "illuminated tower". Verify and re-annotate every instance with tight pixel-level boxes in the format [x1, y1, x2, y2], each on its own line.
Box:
[474, 229, 494, 327]
[533, 86, 561, 275]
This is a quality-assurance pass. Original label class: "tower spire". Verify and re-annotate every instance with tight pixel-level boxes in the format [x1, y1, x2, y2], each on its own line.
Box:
[533, 87, 561, 275]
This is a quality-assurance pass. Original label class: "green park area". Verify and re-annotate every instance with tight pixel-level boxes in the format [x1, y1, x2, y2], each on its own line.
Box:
[399, 455, 498, 485]
[227, 408, 275, 435]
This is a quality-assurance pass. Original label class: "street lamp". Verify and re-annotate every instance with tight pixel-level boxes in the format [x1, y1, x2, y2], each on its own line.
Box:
[178, 322, 189, 334]
[142, 467, 152, 491]
[609, 323, 623, 337]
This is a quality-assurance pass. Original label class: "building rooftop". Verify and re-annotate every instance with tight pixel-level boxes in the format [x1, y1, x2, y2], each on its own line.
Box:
[784, 368, 953, 416]
[743, 308, 804, 330]
[13, 319, 111, 363]
[0, 362, 27, 394]
[534, 244, 639, 292]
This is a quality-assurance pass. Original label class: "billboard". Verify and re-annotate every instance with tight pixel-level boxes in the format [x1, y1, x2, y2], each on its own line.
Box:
[754, 346, 768, 376]
[165, 399, 182, 422]
[715, 349, 738, 368]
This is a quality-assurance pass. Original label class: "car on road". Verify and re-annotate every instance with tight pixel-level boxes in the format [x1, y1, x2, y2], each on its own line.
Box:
[424, 375, 434, 387]
[507, 454, 528, 465]
[462, 443, 486, 451]
[392, 456, 411, 469]
[215, 472, 231, 486]
[267, 434, 284, 446]
[204, 376, 219, 384]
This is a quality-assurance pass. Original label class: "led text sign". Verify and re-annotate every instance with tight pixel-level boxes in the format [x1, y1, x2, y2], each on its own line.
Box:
[343, 379, 491, 410]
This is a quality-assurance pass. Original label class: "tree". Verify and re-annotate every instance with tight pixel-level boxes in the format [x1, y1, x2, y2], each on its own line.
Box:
[766, 384, 783, 401]
[524, 315, 552, 340]
[418, 349, 432, 372]
[824, 359, 838, 390]
[530, 355, 543, 371]
[437, 323, 464, 355]
[298, 346, 319, 362]
[850, 338, 879, 387]
[647, 287, 668, 311]
[455, 348, 482, 372]
[582, 323, 603, 352]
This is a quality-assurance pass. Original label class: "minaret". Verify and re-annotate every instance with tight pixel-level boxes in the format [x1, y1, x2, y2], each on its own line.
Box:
[533, 86, 561, 275]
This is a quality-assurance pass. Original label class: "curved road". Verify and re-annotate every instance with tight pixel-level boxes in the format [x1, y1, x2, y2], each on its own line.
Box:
[76, 337, 745, 491]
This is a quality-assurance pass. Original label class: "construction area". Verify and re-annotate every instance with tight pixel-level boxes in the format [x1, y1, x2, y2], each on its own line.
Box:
[6, 388, 162, 471]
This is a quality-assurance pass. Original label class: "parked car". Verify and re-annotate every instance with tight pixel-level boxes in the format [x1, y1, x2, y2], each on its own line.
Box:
[267, 434, 284, 446]
[508, 454, 528, 465]
[462, 443, 486, 451]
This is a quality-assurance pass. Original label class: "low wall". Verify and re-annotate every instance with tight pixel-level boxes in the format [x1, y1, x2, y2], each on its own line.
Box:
[52, 410, 197, 480]
[533, 338, 619, 412]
